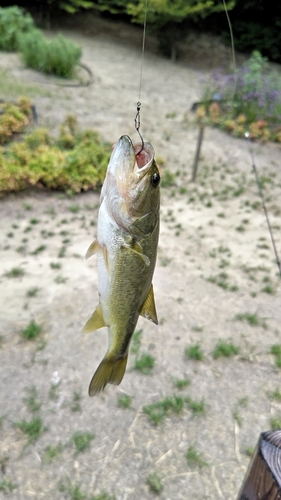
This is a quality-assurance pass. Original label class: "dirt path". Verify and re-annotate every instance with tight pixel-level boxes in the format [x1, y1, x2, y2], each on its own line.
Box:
[0, 15, 281, 500]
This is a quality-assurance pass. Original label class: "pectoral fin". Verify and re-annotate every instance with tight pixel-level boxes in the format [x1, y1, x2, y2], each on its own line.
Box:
[82, 304, 106, 332]
[140, 284, 158, 324]
[85, 239, 100, 260]
[122, 241, 150, 266]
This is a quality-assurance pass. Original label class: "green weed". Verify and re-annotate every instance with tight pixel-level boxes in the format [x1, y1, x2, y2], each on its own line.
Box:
[270, 345, 281, 368]
[0, 478, 17, 494]
[185, 343, 203, 361]
[174, 377, 191, 390]
[16, 417, 44, 444]
[213, 341, 240, 359]
[50, 262, 62, 269]
[144, 396, 184, 425]
[69, 204, 80, 213]
[21, 320, 42, 340]
[117, 394, 133, 409]
[146, 472, 164, 494]
[55, 275, 68, 284]
[24, 386, 41, 413]
[186, 445, 208, 467]
[5, 267, 24, 278]
[71, 431, 95, 453]
[185, 397, 205, 415]
[71, 391, 82, 412]
[26, 287, 40, 297]
[134, 353, 155, 375]
[245, 447, 255, 457]
[31, 244, 46, 255]
[268, 389, 281, 401]
[234, 312, 267, 329]
[44, 443, 63, 463]
[270, 417, 281, 430]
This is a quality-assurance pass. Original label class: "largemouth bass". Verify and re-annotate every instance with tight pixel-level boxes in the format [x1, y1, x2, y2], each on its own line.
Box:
[83, 135, 160, 396]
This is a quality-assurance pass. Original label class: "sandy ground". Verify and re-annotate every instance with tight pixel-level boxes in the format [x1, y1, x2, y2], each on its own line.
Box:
[0, 14, 281, 500]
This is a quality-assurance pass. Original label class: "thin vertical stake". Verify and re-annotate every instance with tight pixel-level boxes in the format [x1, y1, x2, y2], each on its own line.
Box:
[245, 133, 281, 277]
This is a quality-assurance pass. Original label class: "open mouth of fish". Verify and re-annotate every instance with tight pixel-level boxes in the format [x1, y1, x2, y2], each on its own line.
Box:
[112, 135, 155, 178]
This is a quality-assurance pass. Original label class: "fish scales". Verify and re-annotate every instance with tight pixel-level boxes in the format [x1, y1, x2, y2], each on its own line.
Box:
[83, 135, 160, 396]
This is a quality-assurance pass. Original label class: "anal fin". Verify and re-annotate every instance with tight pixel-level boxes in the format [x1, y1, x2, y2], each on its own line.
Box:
[82, 304, 106, 333]
[140, 284, 158, 324]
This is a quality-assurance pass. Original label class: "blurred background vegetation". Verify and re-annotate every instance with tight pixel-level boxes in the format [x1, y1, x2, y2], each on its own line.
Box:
[0, 0, 281, 63]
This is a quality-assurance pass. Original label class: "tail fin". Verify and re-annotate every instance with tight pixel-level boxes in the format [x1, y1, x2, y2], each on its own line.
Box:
[88, 354, 128, 397]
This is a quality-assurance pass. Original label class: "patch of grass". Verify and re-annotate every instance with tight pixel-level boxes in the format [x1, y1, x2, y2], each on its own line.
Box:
[89, 494, 115, 500]
[68, 204, 80, 213]
[234, 312, 267, 329]
[21, 320, 42, 340]
[50, 262, 62, 269]
[59, 480, 87, 500]
[44, 443, 63, 463]
[29, 218, 40, 224]
[26, 286, 40, 297]
[0, 478, 17, 494]
[5, 266, 25, 278]
[213, 341, 240, 359]
[134, 353, 155, 375]
[185, 343, 203, 361]
[186, 445, 208, 467]
[55, 275, 68, 284]
[270, 417, 281, 430]
[71, 431, 95, 453]
[270, 345, 281, 368]
[268, 389, 281, 401]
[174, 377, 191, 390]
[49, 382, 60, 401]
[71, 391, 82, 412]
[117, 394, 133, 409]
[15, 416, 44, 444]
[24, 386, 41, 413]
[146, 472, 164, 494]
[185, 397, 205, 415]
[143, 396, 184, 425]
[58, 246, 66, 258]
[245, 446, 255, 457]
[31, 244, 46, 255]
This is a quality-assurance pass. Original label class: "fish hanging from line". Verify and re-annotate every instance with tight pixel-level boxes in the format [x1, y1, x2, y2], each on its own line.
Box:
[83, 135, 161, 396]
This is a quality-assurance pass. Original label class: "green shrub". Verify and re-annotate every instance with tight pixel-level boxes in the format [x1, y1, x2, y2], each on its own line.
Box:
[0, 114, 111, 194]
[0, 97, 32, 145]
[0, 6, 34, 51]
[19, 30, 82, 78]
[200, 51, 281, 143]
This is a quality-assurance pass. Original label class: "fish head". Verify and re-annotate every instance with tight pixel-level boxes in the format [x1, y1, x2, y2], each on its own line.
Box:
[102, 135, 160, 236]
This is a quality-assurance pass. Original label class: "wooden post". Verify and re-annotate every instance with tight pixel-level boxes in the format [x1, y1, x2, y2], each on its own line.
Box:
[237, 430, 281, 500]
[191, 122, 204, 182]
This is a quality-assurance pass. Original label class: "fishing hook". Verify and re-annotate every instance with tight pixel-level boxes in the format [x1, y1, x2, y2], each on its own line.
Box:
[134, 101, 144, 156]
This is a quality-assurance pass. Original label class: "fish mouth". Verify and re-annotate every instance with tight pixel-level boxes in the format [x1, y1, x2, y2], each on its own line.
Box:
[112, 135, 155, 176]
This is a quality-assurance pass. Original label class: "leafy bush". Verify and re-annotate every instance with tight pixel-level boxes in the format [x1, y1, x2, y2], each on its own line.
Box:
[0, 6, 34, 51]
[0, 97, 33, 144]
[0, 114, 111, 195]
[19, 31, 82, 78]
[200, 51, 281, 142]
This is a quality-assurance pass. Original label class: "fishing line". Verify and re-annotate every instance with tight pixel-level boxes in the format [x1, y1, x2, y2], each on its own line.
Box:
[222, 0, 237, 102]
[135, 0, 148, 155]
[245, 133, 281, 277]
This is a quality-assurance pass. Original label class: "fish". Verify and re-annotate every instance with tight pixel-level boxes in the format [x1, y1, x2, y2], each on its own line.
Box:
[83, 135, 160, 396]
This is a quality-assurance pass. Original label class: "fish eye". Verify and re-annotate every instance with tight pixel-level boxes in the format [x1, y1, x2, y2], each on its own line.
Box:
[151, 172, 160, 187]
